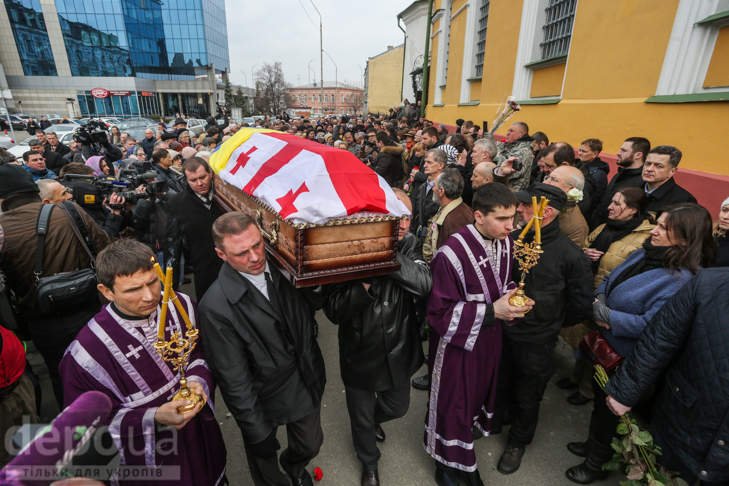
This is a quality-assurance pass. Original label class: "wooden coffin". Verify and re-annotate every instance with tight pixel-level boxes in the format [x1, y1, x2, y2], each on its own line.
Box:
[212, 173, 401, 287]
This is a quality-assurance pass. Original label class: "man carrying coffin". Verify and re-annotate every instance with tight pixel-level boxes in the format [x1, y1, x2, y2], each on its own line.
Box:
[424, 184, 533, 486]
[59, 239, 226, 486]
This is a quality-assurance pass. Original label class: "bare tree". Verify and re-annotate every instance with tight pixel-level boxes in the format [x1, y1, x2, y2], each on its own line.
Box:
[254, 62, 291, 115]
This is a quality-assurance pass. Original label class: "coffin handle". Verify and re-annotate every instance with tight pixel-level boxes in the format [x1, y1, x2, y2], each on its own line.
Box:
[255, 209, 279, 246]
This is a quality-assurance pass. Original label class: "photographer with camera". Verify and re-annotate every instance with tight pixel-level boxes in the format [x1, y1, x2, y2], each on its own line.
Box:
[74, 119, 123, 169]
[0, 164, 110, 407]
[205, 105, 228, 132]
[151, 148, 183, 194]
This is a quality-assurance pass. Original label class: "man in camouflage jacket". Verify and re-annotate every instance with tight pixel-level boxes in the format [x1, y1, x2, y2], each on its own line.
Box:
[494, 122, 535, 191]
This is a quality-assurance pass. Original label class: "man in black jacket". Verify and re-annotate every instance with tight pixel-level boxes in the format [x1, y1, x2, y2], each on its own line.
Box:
[590, 137, 650, 230]
[642, 145, 696, 214]
[604, 269, 729, 486]
[28, 139, 63, 173]
[199, 213, 325, 486]
[324, 189, 432, 486]
[537, 142, 597, 217]
[151, 148, 182, 194]
[409, 148, 446, 242]
[493, 183, 593, 475]
[205, 107, 228, 132]
[578, 139, 610, 215]
[141, 128, 156, 158]
[165, 157, 223, 300]
[45, 131, 72, 159]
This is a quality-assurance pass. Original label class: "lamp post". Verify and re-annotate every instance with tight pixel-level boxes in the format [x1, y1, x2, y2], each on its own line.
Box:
[239, 70, 247, 87]
[323, 51, 337, 114]
[309, 0, 324, 116]
[308, 58, 316, 85]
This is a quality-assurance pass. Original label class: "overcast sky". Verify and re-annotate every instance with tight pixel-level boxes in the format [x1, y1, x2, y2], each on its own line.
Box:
[224, 0, 414, 89]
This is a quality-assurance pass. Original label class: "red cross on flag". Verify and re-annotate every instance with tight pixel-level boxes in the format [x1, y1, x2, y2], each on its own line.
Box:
[209, 129, 410, 224]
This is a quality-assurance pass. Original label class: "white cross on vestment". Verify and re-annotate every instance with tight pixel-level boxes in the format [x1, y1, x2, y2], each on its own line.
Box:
[477, 255, 490, 268]
[125, 344, 144, 360]
[165, 323, 175, 335]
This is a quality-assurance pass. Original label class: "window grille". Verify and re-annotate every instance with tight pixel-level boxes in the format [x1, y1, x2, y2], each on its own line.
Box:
[540, 0, 577, 59]
[474, 0, 490, 77]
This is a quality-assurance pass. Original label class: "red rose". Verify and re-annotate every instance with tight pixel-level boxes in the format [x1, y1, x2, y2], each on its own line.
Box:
[313, 467, 323, 481]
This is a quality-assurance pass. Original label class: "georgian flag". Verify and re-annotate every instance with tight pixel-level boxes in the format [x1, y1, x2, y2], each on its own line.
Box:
[209, 128, 410, 224]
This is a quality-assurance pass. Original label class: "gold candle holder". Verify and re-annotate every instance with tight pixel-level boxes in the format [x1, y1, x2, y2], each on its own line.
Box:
[152, 261, 204, 414]
[509, 196, 549, 310]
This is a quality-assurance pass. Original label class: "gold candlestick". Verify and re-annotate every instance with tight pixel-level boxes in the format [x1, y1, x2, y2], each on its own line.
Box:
[509, 197, 549, 310]
[152, 261, 203, 413]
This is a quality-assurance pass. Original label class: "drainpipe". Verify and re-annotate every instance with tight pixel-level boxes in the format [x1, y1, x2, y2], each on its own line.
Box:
[397, 15, 407, 103]
[421, 0, 434, 118]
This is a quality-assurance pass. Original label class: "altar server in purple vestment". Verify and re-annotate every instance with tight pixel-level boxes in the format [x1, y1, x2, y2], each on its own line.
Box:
[59, 239, 227, 486]
[424, 184, 533, 486]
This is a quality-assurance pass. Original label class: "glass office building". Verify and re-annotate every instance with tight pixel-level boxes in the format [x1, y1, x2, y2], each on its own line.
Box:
[1, 0, 229, 117]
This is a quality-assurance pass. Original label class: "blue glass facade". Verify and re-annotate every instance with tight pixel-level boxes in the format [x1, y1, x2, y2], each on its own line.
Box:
[5, 0, 229, 79]
[3, 0, 57, 75]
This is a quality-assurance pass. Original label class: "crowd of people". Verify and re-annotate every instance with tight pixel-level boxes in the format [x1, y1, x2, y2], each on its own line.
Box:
[0, 104, 728, 486]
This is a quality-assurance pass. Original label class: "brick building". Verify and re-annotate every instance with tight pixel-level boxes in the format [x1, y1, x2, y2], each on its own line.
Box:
[288, 82, 364, 117]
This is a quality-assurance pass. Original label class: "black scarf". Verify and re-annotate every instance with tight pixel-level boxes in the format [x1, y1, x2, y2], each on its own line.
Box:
[609, 239, 669, 292]
[589, 215, 646, 273]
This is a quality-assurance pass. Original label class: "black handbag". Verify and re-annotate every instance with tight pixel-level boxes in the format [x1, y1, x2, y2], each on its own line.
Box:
[34, 202, 99, 315]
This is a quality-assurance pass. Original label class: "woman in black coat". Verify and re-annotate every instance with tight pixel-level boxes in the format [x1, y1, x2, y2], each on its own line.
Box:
[604, 268, 729, 486]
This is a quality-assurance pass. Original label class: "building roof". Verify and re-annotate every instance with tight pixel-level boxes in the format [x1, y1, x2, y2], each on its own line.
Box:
[398, 0, 428, 19]
[368, 44, 405, 61]
[291, 82, 361, 89]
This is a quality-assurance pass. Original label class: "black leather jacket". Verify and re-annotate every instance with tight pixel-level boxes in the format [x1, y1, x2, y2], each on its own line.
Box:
[323, 234, 432, 391]
[199, 260, 326, 444]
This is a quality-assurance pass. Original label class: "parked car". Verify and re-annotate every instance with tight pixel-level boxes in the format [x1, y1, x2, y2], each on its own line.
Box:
[241, 117, 255, 125]
[119, 125, 158, 145]
[124, 117, 156, 125]
[0, 134, 15, 150]
[183, 118, 205, 137]
[2, 115, 26, 130]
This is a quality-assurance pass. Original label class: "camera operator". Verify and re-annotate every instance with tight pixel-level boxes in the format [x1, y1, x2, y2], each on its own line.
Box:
[151, 148, 183, 194]
[74, 120, 123, 168]
[131, 174, 171, 265]
[205, 105, 228, 132]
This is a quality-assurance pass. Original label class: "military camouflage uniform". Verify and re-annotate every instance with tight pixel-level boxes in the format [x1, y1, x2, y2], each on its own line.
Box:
[494, 136, 534, 191]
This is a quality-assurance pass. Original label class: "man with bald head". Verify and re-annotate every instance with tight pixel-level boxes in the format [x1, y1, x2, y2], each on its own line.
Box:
[324, 188, 432, 486]
[539, 142, 596, 217]
[471, 162, 498, 190]
[494, 122, 534, 191]
[544, 166, 589, 247]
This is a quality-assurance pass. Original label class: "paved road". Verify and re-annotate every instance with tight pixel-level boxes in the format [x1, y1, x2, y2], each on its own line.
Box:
[33, 279, 620, 485]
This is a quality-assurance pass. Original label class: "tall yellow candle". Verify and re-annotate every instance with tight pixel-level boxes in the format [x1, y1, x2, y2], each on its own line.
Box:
[153, 261, 194, 330]
[158, 267, 173, 341]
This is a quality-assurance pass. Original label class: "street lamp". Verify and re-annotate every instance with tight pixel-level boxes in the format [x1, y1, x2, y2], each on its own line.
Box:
[323, 51, 337, 114]
[357, 63, 365, 115]
[239, 70, 247, 87]
[308, 0, 324, 116]
[308, 58, 316, 85]
[251, 64, 258, 88]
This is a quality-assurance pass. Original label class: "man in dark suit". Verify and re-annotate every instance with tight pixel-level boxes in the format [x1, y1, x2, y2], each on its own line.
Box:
[199, 213, 326, 486]
[165, 157, 223, 300]
[45, 131, 72, 159]
[642, 145, 696, 214]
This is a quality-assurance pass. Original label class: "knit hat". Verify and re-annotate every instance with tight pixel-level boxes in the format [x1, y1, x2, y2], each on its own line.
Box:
[168, 141, 183, 152]
[0, 164, 40, 199]
[181, 146, 197, 160]
[202, 137, 215, 147]
[722, 197, 729, 209]
[167, 149, 181, 161]
[441, 144, 459, 165]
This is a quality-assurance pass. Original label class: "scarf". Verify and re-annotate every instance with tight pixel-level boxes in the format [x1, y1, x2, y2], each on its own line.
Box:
[589, 215, 646, 273]
[609, 239, 669, 292]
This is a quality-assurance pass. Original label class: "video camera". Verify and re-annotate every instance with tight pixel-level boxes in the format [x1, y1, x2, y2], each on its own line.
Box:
[74, 119, 109, 145]
[61, 174, 130, 209]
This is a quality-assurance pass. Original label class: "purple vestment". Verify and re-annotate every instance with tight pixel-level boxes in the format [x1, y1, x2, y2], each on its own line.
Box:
[424, 225, 516, 472]
[59, 293, 226, 486]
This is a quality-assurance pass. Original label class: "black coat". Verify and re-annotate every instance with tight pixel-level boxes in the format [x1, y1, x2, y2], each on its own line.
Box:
[715, 233, 729, 267]
[324, 234, 432, 391]
[165, 184, 224, 300]
[605, 269, 729, 484]
[590, 165, 645, 230]
[47, 142, 71, 158]
[42, 149, 64, 173]
[154, 164, 183, 194]
[505, 219, 593, 344]
[409, 177, 439, 240]
[373, 142, 404, 187]
[198, 261, 326, 444]
[583, 158, 610, 215]
[572, 160, 597, 217]
[645, 177, 697, 214]
[141, 136, 156, 159]
[26, 121, 39, 135]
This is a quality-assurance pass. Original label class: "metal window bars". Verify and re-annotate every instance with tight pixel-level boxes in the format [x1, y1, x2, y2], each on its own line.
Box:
[540, 0, 577, 60]
[474, 0, 490, 77]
